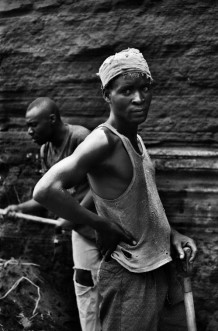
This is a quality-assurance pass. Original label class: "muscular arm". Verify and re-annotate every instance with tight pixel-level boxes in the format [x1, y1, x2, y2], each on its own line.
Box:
[80, 189, 94, 209]
[74, 190, 97, 242]
[58, 190, 97, 242]
[33, 129, 135, 254]
[34, 130, 106, 227]
[4, 198, 46, 216]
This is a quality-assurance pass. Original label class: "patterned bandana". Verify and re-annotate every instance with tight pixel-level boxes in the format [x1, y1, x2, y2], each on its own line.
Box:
[97, 48, 152, 88]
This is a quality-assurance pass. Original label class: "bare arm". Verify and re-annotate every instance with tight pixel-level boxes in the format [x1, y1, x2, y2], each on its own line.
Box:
[4, 198, 46, 216]
[57, 190, 97, 242]
[33, 130, 135, 254]
[34, 131, 107, 229]
[73, 190, 97, 242]
[80, 189, 94, 209]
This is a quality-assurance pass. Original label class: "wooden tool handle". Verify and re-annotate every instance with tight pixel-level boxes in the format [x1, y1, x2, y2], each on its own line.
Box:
[0, 208, 57, 225]
[184, 290, 197, 331]
[183, 246, 193, 276]
[183, 247, 197, 331]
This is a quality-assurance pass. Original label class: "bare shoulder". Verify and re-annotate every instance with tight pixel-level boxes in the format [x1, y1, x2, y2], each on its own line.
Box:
[76, 126, 117, 158]
[88, 126, 118, 145]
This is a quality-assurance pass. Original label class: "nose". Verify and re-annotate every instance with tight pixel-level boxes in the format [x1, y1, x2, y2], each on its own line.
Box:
[132, 91, 144, 104]
[28, 127, 34, 136]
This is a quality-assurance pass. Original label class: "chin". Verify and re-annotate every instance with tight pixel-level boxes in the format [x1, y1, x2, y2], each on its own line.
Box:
[133, 115, 147, 124]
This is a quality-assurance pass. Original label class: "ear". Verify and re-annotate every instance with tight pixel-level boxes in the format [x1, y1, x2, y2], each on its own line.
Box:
[102, 88, 111, 103]
[49, 114, 56, 124]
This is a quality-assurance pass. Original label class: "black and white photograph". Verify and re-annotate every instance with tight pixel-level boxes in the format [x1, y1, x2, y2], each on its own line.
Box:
[0, 1, 217, 330]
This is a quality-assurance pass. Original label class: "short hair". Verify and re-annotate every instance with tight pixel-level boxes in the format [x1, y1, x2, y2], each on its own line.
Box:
[26, 97, 61, 120]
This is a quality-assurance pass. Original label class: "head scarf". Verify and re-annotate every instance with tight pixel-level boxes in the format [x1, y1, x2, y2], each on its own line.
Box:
[97, 48, 152, 88]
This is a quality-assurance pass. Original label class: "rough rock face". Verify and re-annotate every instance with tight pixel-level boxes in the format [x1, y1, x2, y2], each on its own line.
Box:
[0, 1, 218, 330]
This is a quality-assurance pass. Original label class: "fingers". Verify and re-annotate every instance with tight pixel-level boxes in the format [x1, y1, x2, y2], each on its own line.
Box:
[171, 230, 197, 263]
[104, 248, 114, 262]
[3, 207, 11, 215]
[175, 243, 185, 260]
[99, 236, 117, 260]
[3, 205, 19, 217]
[184, 240, 197, 263]
[174, 240, 197, 263]
[117, 226, 136, 246]
[122, 232, 136, 246]
[98, 222, 136, 261]
[3, 209, 17, 219]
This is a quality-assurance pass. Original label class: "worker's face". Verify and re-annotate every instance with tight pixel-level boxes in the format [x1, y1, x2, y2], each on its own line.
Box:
[25, 107, 53, 145]
[105, 72, 152, 125]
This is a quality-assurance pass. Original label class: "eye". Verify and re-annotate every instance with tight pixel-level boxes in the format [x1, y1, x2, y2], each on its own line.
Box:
[27, 122, 37, 128]
[123, 89, 131, 96]
[142, 85, 150, 92]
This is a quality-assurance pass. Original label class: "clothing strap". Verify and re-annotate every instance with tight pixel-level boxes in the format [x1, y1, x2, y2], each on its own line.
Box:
[97, 122, 145, 156]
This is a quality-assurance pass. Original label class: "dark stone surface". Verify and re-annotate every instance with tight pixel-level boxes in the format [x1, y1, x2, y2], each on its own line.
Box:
[0, 1, 218, 330]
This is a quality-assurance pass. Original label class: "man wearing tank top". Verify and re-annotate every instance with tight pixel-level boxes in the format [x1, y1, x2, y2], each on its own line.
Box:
[33, 48, 197, 331]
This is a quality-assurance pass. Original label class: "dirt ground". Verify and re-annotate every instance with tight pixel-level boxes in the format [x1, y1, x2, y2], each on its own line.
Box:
[0, 216, 81, 331]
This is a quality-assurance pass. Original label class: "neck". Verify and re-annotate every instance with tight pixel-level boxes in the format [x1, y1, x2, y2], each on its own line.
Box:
[50, 122, 68, 148]
[107, 116, 138, 140]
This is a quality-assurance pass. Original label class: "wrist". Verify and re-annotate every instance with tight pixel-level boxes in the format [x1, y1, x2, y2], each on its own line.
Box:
[170, 227, 178, 237]
[17, 203, 26, 213]
[90, 215, 108, 232]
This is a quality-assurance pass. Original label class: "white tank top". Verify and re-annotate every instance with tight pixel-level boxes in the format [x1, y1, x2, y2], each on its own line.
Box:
[91, 123, 172, 273]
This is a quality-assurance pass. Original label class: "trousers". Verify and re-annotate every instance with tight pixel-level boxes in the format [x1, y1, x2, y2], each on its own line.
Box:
[98, 258, 187, 331]
[72, 231, 102, 331]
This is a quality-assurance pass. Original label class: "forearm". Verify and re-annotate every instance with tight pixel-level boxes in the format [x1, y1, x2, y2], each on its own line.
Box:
[170, 227, 179, 238]
[4, 199, 46, 216]
[18, 199, 46, 215]
[33, 183, 107, 231]
[80, 190, 94, 210]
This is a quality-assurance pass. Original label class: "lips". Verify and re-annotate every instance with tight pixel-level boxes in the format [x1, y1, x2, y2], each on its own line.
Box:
[131, 104, 148, 111]
[134, 108, 144, 112]
[132, 107, 147, 114]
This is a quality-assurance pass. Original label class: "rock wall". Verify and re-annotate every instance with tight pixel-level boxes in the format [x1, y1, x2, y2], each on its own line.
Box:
[0, 1, 218, 330]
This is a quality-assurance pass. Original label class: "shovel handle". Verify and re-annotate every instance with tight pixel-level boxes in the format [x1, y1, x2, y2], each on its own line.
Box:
[184, 286, 197, 331]
[0, 208, 57, 225]
[183, 247, 197, 331]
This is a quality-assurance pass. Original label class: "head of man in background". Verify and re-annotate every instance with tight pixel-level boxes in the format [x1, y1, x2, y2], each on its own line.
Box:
[26, 97, 63, 146]
[4, 96, 91, 214]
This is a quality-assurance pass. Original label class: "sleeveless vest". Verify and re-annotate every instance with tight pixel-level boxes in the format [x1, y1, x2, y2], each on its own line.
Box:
[91, 123, 172, 272]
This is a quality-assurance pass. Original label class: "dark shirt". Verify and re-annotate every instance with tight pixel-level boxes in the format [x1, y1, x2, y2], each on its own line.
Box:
[40, 123, 96, 242]
[40, 123, 90, 202]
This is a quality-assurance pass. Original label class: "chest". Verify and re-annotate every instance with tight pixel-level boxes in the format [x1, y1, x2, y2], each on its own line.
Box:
[89, 138, 144, 199]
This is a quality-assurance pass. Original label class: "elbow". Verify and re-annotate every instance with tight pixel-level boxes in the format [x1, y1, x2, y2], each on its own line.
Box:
[33, 180, 50, 205]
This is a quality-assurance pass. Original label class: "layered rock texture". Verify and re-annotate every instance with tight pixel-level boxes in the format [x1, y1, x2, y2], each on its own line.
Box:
[0, 0, 217, 330]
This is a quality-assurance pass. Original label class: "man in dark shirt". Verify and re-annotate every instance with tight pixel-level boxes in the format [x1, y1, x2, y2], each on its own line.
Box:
[4, 97, 101, 331]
